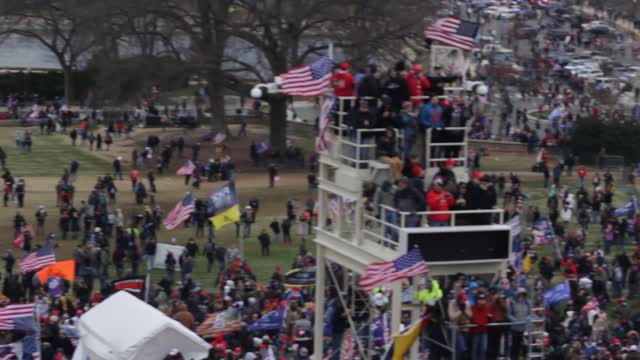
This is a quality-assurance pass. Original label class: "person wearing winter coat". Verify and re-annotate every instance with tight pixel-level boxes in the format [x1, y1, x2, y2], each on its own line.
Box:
[426, 177, 455, 226]
[448, 293, 472, 360]
[470, 292, 492, 360]
[382, 65, 411, 112]
[507, 288, 532, 360]
[405, 64, 431, 107]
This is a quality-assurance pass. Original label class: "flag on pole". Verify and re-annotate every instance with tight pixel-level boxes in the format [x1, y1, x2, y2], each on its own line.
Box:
[213, 132, 226, 145]
[162, 192, 196, 231]
[12, 225, 34, 249]
[0, 303, 36, 331]
[20, 243, 56, 273]
[112, 276, 147, 298]
[196, 310, 242, 339]
[208, 182, 240, 230]
[340, 328, 355, 360]
[281, 56, 333, 96]
[532, 217, 554, 245]
[176, 160, 196, 176]
[0, 345, 15, 360]
[247, 307, 287, 332]
[614, 197, 638, 217]
[507, 216, 522, 253]
[47, 277, 64, 299]
[543, 280, 572, 308]
[316, 96, 336, 152]
[36, 260, 75, 284]
[359, 248, 429, 292]
[382, 317, 425, 360]
[20, 333, 39, 360]
[425, 17, 479, 51]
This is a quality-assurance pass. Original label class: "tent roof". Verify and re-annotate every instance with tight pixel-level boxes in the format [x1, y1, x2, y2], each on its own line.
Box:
[76, 291, 210, 360]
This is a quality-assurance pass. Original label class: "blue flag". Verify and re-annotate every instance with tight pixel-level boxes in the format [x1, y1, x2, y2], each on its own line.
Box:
[207, 182, 238, 214]
[47, 277, 64, 299]
[371, 313, 390, 347]
[613, 197, 638, 218]
[507, 216, 521, 253]
[248, 307, 287, 332]
[543, 281, 571, 308]
[532, 217, 554, 245]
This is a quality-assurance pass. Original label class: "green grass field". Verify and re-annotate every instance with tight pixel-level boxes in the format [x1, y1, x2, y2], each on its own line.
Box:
[0, 128, 312, 288]
[1, 126, 637, 294]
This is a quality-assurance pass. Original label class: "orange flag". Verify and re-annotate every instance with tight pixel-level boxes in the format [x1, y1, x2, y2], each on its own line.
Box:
[37, 260, 76, 284]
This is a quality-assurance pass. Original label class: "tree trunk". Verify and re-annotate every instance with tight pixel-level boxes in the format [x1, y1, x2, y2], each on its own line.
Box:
[268, 96, 287, 157]
[63, 66, 74, 102]
[207, 70, 228, 133]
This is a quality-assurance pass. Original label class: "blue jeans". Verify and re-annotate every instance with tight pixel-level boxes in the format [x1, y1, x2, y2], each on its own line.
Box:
[384, 210, 398, 243]
[455, 332, 468, 360]
[403, 131, 416, 160]
[429, 219, 449, 227]
[351, 132, 372, 168]
[471, 333, 488, 360]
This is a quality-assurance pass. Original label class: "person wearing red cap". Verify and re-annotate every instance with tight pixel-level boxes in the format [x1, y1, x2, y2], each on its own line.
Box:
[332, 62, 354, 110]
[448, 291, 472, 359]
[405, 63, 431, 106]
[435, 158, 458, 194]
[426, 176, 455, 226]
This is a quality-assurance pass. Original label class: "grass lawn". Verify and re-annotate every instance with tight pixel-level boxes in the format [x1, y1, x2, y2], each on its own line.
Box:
[2, 125, 637, 295]
[0, 127, 312, 289]
[2, 131, 111, 176]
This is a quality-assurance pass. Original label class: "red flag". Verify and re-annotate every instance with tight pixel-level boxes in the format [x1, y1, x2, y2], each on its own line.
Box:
[12, 225, 34, 249]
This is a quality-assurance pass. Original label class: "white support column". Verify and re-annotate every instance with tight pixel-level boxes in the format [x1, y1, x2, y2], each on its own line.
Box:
[354, 198, 362, 245]
[390, 281, 403, 336]
[313, 245, 326, 360]
[409, 305, 421, 360]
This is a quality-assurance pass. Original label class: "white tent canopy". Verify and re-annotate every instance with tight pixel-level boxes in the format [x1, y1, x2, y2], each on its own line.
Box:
[72, 291, 211, 360]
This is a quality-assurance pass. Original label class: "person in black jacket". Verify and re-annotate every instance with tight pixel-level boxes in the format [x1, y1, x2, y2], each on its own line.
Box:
[382, 65, 411, 113]
[376, 129, 403, 180]
[348, 100, 377, 167]
[465, 174, 497, 225]
[357, 64, 382, 108]
[393, 177, 426, 227]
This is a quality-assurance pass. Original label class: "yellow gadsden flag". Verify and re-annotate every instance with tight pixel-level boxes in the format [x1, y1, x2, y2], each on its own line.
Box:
[392, 317, 424, 360]
[210, 204, 240, 229]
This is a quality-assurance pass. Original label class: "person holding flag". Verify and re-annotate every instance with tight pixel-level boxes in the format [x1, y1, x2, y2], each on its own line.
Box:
[208, 182, 241, 230]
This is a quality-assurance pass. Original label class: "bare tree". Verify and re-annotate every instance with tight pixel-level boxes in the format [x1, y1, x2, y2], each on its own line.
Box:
[230, 0, 430, 153]
[0, 0, 105, 101]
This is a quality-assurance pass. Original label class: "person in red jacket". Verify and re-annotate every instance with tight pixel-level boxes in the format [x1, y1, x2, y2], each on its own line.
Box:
[405, 64, 431, 107]
[426, 176, 455, 226]
[560, 257, 578, 279]
[577, 166, 587, 187]
[470, 292, 492, 360]
[332, 62, 355, 112]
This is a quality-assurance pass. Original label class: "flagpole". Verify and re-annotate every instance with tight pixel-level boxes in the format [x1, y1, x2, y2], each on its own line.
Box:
[144, 272, 151, 303]
[328, 42, 334, 61]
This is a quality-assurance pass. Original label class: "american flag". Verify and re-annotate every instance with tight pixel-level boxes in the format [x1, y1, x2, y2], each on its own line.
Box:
[281, 56, 333, 96]
[196, 309, 242, 339]
[0, 303, 36, 331]
[20, 244, 55, 273]
[0, 344, 15, 360]
[162, 192, 196, 231]
[425, 17, 480, 51]
[316, 96, 336, 152]
[176, 160, 196, 176]
[340, 328, 355, 360]
[20, 333, 39, 360]
[12, 225, 34, 249]
[359, 249, 429, 292]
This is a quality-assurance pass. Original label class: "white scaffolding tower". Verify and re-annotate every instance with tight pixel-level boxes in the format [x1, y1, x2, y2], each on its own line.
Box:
[312, 94, 527, 360]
